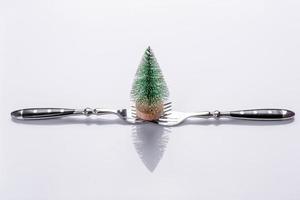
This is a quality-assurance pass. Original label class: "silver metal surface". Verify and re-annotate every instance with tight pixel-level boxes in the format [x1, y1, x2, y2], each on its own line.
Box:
[156, 103, 295, 126]
[11, 103, 172, 124]
[156, 104, 213, 126]
[93, 107, 142, 124]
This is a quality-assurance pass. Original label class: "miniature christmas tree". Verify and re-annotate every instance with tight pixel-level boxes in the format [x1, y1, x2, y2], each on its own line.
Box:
[131, 46, 169, 121]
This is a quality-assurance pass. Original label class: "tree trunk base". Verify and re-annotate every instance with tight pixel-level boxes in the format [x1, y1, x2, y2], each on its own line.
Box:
[135, 103, 163, 121]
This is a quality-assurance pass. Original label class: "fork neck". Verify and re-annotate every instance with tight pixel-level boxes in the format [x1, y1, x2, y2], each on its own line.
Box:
[189, 110, 229, 118]
[189, 111, 213, 118]
[93, 108, 119, 116]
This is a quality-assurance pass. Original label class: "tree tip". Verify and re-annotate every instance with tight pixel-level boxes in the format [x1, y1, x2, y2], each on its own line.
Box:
[145, 46, 153, 56]
[146, 46, 152, 52]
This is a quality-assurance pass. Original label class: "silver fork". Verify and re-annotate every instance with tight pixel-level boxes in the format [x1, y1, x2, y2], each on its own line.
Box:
[156, 103, 295, 126]
[11, 107, 141, 124]
[10, 103, 173, 124]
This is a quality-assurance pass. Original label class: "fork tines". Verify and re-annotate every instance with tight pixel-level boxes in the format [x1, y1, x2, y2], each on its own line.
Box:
[163, 102, 172, 117]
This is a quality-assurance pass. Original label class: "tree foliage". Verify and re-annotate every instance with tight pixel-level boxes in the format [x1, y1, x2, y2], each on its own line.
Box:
[131, 47, 169, 107]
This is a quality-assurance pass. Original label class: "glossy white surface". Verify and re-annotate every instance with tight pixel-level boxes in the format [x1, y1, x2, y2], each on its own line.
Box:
[1, 0, 299, 199]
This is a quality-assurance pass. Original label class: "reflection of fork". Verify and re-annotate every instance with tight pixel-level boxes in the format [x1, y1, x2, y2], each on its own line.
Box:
[10, 103, 173, 124]
[156, 103, 295, 126]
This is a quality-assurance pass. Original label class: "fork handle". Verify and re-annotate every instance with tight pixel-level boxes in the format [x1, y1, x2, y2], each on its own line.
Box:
[221, 109, 295, 121]
[11, 108, 80, 120]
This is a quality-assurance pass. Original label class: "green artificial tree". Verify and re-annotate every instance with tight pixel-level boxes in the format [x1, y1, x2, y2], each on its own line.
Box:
[131, 46, 169, 120]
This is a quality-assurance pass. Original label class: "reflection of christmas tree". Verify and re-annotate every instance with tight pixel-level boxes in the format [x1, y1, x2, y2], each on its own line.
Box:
[132, 124, 170, 172]
[131, 46, 169, 120]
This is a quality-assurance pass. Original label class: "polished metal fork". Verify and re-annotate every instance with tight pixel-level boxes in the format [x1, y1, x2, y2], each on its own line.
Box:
[10, 103, 172, 124]
[156, 103, 295, 126]
[11, 107, 141, 124]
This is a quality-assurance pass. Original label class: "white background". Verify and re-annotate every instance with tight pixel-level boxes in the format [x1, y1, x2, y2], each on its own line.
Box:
[0, 0, 299, 199]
